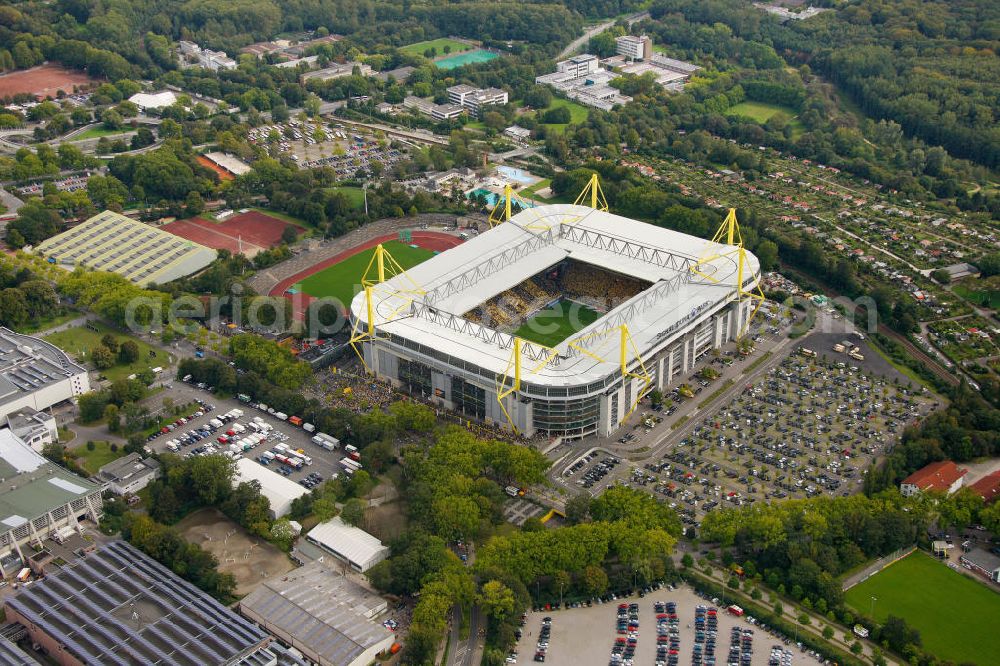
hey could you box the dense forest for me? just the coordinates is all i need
[649,0,1000,170]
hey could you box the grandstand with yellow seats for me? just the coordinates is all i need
[350,202,761,439]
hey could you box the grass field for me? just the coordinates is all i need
[298,240,437,305]
[13,309,80,335]
[845,551,1000,665]
[514,299,601,347]
[538,98,590,134]
[727,101,804,138]
[70,440,125,475]
[324,186,366,208]
[44,321,168,382]
[400,38,472,57]
[73,126,132,140]
[953,283,1000,309]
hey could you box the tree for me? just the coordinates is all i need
[478,580,516,621]
[341,498,366,526]
[754,240,779,271]
[118,340,139,364]
[930,268,951,285]
[565,493,591,524]
[91,345,115,370]
[312,497,338,522]
[681,552,694,568]
[104,404,120,431]
[185,191,205,217]
[581,564,608,596]
[280,225,298,245]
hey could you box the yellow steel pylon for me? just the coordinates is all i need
[572,173,608,211]
[349,243,427,373]
[689,208,765,337]
[495,337,559,433]
[567,324,651,421]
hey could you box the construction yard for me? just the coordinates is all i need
[177,508,296,596]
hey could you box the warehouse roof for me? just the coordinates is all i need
[234,458,309,512]
[4,541,270,666]
[0,327,87,412]
[0,428,100,529]
[0,636,41,665]
[239,561,392,665]
[128,91,177,110]
[97,453,160,485]
[33,210,217,286]
[306,517,388,567]
[901,460,966,492]
[350,204,758,386]
[961,548,1000,573]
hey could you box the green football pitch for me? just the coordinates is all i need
[297,240,436,306]
[514,299,601,347]
[844,551,1000,664]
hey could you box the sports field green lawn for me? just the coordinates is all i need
[298,240,437,306]
[538,98,590,134]
[953,282,1000,309]
[73,126,132,140]
[514,299,601,347]
[400,38,472,57]
[70,440,125,475]
[845,551,1000,665]
[727,101,804,138]
[44,321,167,382]
[325,186,366,208]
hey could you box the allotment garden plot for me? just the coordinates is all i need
[636,355,932,528]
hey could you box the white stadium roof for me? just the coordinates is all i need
[351,204,759,387]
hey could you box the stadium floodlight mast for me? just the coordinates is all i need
[349,243,425,372]
[691,207,765,337]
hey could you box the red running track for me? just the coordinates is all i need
[270,231,464,319]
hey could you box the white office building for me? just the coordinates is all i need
[557,54,600,78]
[0,328,89,423]
[616,35,653,60]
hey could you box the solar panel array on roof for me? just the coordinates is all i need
[5,541,269,666]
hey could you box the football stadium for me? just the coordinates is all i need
[350,190,761,439]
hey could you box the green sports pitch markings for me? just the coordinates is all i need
[844,551,1000,665]
[297,240,436,306]
[514,299,601,347]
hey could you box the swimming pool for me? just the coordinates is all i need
[435,49,498,70]
[468,188,536,208]
[497,165,534,185]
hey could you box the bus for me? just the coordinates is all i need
[798,347,817,358]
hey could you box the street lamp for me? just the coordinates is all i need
[870,595,877,617]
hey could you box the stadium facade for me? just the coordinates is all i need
[350,204,760,439]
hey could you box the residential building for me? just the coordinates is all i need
[178,40,237,71]
[305,517,389,572]
[402,96,465,121]
[970,471,1000,504]
[899,460,967,497]
[6,407,57,452]
[34,210,218,286]
[300,62,372,83]
[0,428,102,576]
[504,125,531,142]
[616,35,652,60]
[960,548,1000,582]
[5,540,272,666]
[0,328,89,423]
[446,85,508,116]
[239,561,395,666]
[234,457,309,519]
[97,453,161,496]
[557,54,600,78]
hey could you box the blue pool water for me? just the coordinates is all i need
[497,165,534,184]
[468,188,537,208]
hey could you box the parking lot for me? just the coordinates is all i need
[512,584,822,666]
[247,119,407,177]
[143,381,349,486]
[625,352,933,529]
